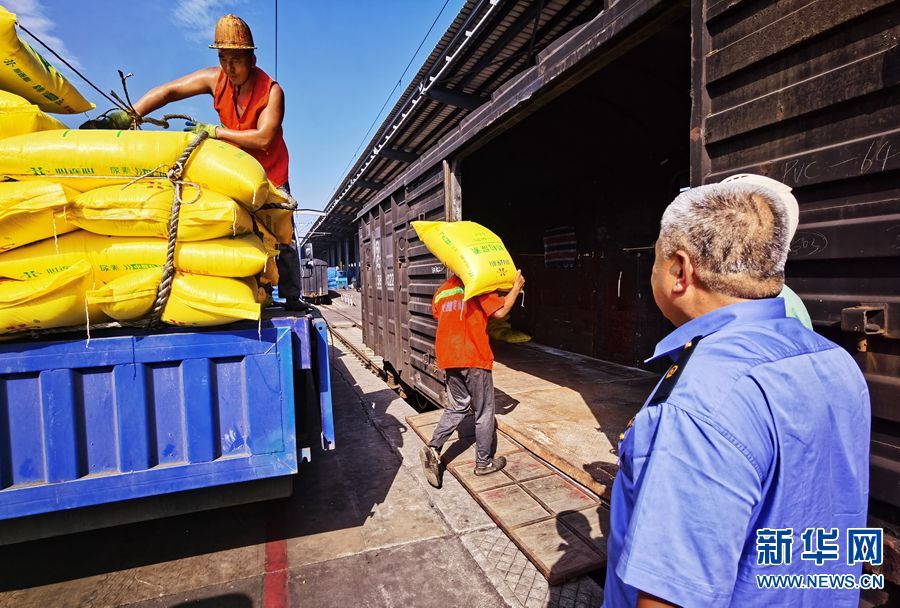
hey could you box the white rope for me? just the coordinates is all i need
[84,295,91,347]
[121,164,168,189]
[51,210,60,253]
[177,181,203,205]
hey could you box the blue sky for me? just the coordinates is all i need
[6,0,465,234]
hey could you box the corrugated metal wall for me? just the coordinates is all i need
[359,165,450,405]
[693,0,900,514]
[404,168,452,405]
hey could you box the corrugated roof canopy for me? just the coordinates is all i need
[305,0,606,245]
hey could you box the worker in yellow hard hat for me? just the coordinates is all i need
[83,14,307,312]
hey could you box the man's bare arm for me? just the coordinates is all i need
[131,67,219,117]
[491,270,525,319]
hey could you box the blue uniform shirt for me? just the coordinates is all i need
[603,299,870,608]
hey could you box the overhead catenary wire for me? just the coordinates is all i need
[324,0,454,207]
[16,22,125,113]
[275,0,278,80]
[307,0,503,246]
[332,0,500,206]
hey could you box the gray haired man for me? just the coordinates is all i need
[721,173,812,329]
[603,183,870,607]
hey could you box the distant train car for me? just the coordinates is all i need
[302,258,331,304]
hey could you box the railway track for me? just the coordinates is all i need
[317,304,388,382]
[316,303,425,404]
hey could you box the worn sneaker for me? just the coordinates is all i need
[420,445,442,488]
[473,456,507,476]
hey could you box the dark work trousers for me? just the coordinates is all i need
[428,368,496,467]
[275,182,302,300]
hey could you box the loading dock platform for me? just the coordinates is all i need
[320,297,657,582]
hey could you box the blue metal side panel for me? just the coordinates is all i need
[0,326,298,520]
[269,316,333,449]
[312,319,336,451]
[270,316,313,370]
[114,364,152,472]
[2,376,44,486]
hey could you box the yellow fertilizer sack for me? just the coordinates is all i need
[259,254,279,286]
[487,317,531,343]
[0,231,270,282]
[254,207,294,245]
[411,220,515,300]
[256,183,295,245]
[0,7,93,114]
[0,130,268,208]
[0,90,67,138]
[0,259,92,333]
[69,182,254,241]
[0,180,78,250]
[254,220,281,286]
[87,268,260,326]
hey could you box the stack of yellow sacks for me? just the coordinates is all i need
[487,317,531,344]
[0,141,291,333]
[0,132,296,334]
[0,6,294,334]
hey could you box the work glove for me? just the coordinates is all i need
[79,109,133,130]
[184,121,219,138]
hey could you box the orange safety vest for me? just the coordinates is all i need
[213,67,290,188]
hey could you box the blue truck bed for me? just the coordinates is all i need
[0,314,334,525]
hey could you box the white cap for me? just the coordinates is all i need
[721,173,799,240]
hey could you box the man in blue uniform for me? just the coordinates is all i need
[603,183,871,607]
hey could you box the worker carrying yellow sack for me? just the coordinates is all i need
[412,220,516,300]
[0,6,93,113]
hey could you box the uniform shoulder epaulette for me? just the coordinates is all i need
[649,335,704,405]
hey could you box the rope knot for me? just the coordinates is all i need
[146,131,210,328]
[167,162,184,182]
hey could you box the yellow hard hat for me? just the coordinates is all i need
[209,14,256,50]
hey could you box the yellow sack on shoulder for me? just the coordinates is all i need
[87,268,260,327]
[0,180,78,250]
[0,259,92,333]
[0,7,93,114]
[69,182,254,240]
[0,230,270,282]
[0,130,268,208]
[411,220,515,300]
[0,90,67,138]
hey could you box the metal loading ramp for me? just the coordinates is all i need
[490,341,659,499]
[406,410,609,584]
[320,299,658,582]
